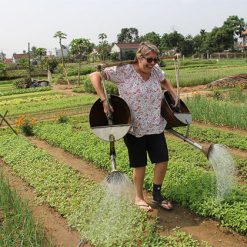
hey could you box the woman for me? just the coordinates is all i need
[90,42,178,211]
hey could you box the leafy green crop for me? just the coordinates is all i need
[32,122,247,234]
[1,94,97,116]
[0,132,207,246]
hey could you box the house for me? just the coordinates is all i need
[240,28,247,50]
[110,43,140,60]
[55,45,69,58]
[12,53,29,63]
[4,58,13,63]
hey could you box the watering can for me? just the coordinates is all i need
[161,90,213,158]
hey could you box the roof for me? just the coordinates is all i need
[4,58,13,63]
[13,53,29,59]
[114,43,140,49]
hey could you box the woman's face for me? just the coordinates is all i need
[138,51,159,74]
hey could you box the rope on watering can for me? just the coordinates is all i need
[173,55,181,109]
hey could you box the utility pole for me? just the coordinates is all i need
[28,42,31,81]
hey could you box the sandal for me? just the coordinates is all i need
[152,196,173,210]
[135,203,153,212]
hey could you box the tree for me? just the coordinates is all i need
[53,31,70,85]
[180,35,195,56]
[201,16,245,53]
[97,33,109,61]
[222,15,245,50]
[35,47,47,69]
[205,27,234,52]
[117,28,139,43]
[223,15,245,37]
[70,38,94,85]
[160,31,184,53]
[193,29,208,55]
[139,32,161,48]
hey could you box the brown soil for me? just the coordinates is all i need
[52,84,79,96]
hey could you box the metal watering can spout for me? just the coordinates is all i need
[167,129,214,160]
[201,143,214,159]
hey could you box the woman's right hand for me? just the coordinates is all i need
[102,100,114,117]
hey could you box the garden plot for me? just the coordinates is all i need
[0,131,215,247]
[0,62,247,246]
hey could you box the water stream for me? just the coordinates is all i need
[208,144,237,201]
[75,173,149,246]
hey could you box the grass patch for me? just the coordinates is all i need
[185,95,247,130]
[0,171,52,246]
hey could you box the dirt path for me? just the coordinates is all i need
[0,160,82,247]
[26,137,247,247]
[52,84,79,96]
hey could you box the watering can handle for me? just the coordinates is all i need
[97,65,114,125]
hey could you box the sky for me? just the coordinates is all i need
[1,0,246,57]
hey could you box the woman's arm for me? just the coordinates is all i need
[89,71,113,114]
[89,71,107,102]
[160,78,178,100]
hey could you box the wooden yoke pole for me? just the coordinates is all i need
[0,111,18,135]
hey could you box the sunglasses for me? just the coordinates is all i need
[143,56,159,64]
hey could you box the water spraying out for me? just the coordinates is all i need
[208,144,237,200]
[102,173,135,202]
[167,129,236,200]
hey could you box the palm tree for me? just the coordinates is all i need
[53,31,70,85]
[98,33,109,61]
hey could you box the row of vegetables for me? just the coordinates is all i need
[0,128,210,247]
[21,119,246,235]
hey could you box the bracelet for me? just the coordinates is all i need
[100,98,106,103]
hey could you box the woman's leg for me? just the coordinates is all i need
[153,161,173,210]
[153,161,167,184]
[133,166,146,202]
[133,166,152,211]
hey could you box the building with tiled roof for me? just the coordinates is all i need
[12,53,30,63]
[4,58,13,63]
[111,43,140,60]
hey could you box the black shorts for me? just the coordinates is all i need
[123,133,169,168]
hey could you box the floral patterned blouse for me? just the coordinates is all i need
[104,64,167,137]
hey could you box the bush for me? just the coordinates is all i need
[83,78,118,95]
[15,114,36,136]
[14,77,32,89]
[72,86,85,93]
[0,62,7,77]
[57,115,69,124]
[67,65,96,76]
